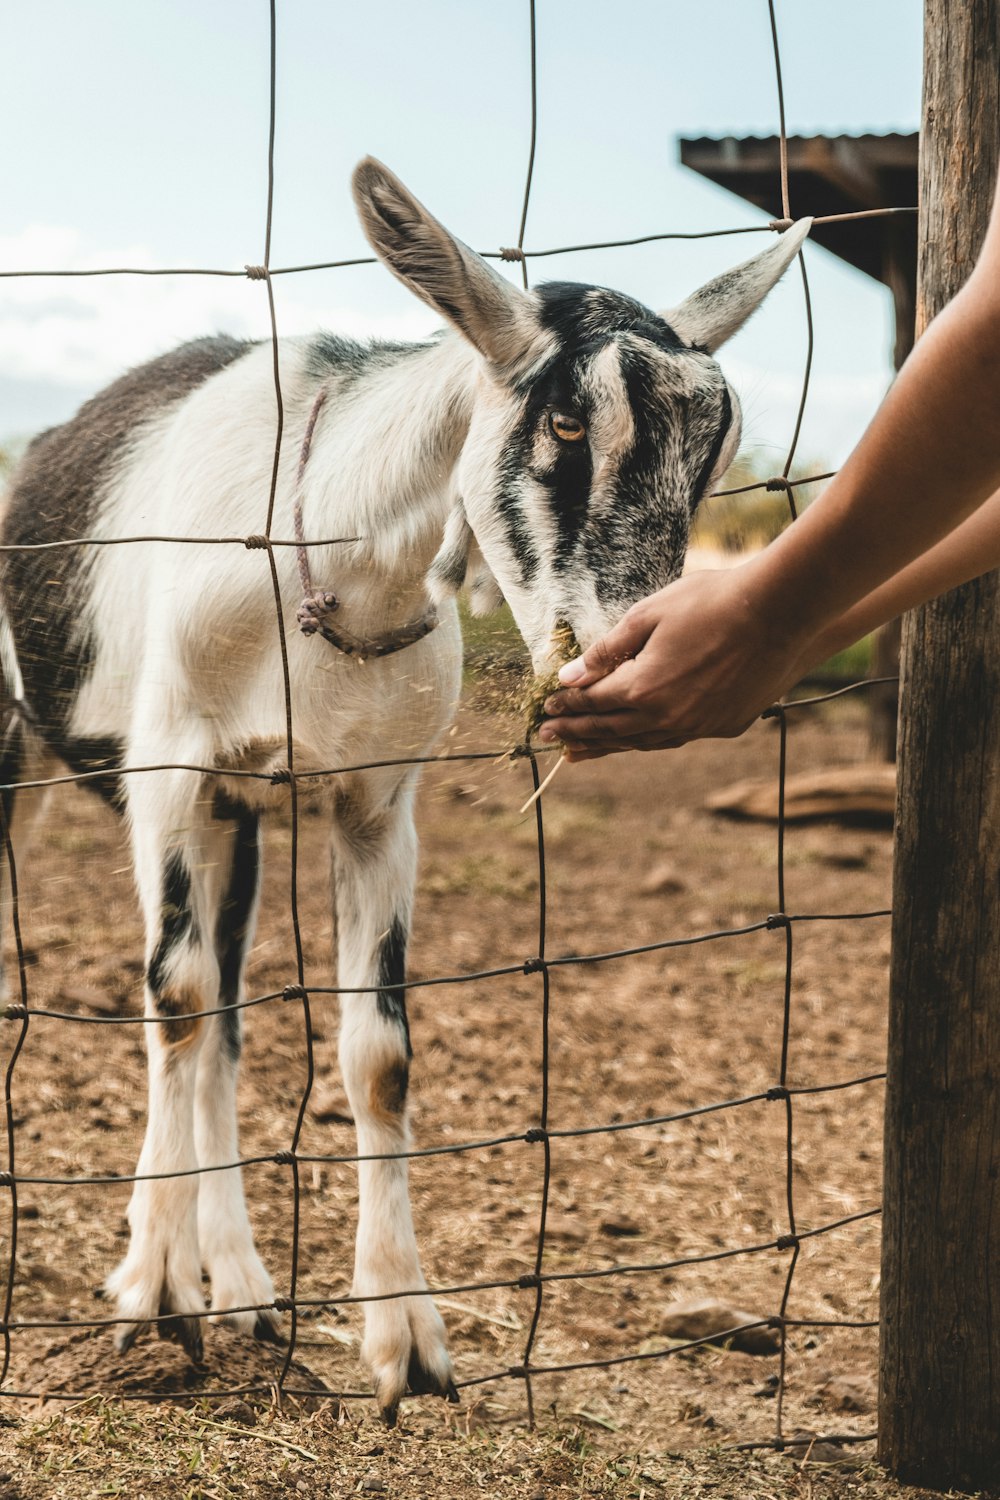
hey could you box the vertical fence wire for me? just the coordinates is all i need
[769,3,802,1441]
[514,0,538,292]
[0,0,898,1447]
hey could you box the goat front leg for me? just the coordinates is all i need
[106,764,216,1361]
[333,781,456,1423]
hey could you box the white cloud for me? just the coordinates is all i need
[0,225,438,393]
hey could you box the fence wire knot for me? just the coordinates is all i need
[499,246,526,263]
[4,1004,27,1021]
[297,589,340,636]
[766,913,790,930]
[766,1085,790,1102]
[765,476,793,494]
[517,1274,542,1290]
[524,1127,547,1144]
[768,218,794,232]
[282,983,307,1001]
[270,768,293,786]
[776,1233,800,1251]
[507,1363,529,1379]
[244,534,269,550]
[273,1150,296,1167]
[0,1173,13,1188]
[523,957,546,975]
[244,264,269,280]
[273,1296,295,1313]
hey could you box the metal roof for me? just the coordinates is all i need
[679,132,917,284]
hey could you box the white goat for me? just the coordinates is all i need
[0,159,809,1419]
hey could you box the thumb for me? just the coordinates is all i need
[557,606,654,688]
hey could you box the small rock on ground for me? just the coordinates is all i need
[659,1298,780,1355]
[819,1372,876,1413]
[640,861,687,896]
[599,1214,642,1238]
[781,1431,870,1468]
[212,1398,257,1426]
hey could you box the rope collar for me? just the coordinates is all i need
[293,387,439,662]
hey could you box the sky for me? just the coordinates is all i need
[0,0,922,473]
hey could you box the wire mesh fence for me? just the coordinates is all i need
[0,0,907,1450]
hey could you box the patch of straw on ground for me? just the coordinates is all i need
[0,1398,992,1500]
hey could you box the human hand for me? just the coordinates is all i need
[539,566,810,760]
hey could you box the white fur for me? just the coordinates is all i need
[0,159,811,1418]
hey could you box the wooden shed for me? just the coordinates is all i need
[681,132,918,757]
[679,132,918,367]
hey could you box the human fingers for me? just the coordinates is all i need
[541,710,689,752]
[538,711,639,746]
[556,601,656,689]
[543,655,641,717]
[561,731,688,759]
[559,744,621,762]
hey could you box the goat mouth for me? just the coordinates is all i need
[523,620,581,739]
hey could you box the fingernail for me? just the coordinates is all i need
[537,725,556,742]
[558,657,585,684]
[542,696,560,714]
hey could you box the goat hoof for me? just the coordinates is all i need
[252,1312,285,1346]
[157,1312,205,1363]
[406,1346,458,1401]
[445,1378,460,1405]
[380,1401,399,1429]
[113,1321,146,1356]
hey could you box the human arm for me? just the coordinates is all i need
[803,486,1000,663]
[540,178,1000,758]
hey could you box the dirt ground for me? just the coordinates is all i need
[0,685,971,1499]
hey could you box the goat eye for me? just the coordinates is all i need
[549,411,587,444]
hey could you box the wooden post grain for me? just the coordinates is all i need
[879,0,1000,1486]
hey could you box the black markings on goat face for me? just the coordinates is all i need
[463,281,738,656]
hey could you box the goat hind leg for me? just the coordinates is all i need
[195,797,279,1343]
[334,783,456,1423]
[0,714,54,1002]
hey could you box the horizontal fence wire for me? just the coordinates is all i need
[0,0,895,1456]
[1,1072,887,1184]
[0,207,916,282]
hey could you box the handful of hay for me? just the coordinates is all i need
[522,620,581,741]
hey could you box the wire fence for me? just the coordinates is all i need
[0,0,904,1451]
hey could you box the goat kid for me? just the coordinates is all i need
[0,159,809,1419]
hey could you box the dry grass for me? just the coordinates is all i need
[0,696,980,1498]
[1,1398,991,1500]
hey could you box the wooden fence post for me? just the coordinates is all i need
[878,0,1000,1486]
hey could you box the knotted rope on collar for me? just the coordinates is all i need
[293,387,438,661]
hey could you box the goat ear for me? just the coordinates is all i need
[466,556,506,616]
[663,218,813,353]
[427,506,473,602]
[353,157,539,366]
[427,504,505,615]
